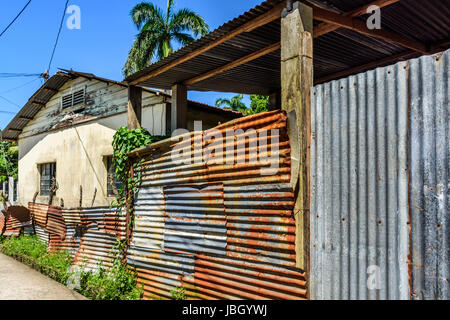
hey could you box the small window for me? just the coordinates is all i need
[62,88,85,109]
[106,156,121,197]
[39,163,56,196]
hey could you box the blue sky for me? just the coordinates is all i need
[0,0,263,129]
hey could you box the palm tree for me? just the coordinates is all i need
[123,0,209,77]
[216,94,248,114]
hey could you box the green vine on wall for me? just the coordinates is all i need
[111,127,155,220]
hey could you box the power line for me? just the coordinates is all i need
[0,77,40,94]
[0,0,32,39]
[48,0,70,72]
[0,73,41,78]
[0,96,20,108]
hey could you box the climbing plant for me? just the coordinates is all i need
[111,127,155,214]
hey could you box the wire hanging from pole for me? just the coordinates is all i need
[47,0,70,73]
[0,0,32,39]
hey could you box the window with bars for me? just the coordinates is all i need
[39,163,56,196]
[61,88,85,109]
[106,156,121,197]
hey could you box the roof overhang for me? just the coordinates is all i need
[124,0,450,93]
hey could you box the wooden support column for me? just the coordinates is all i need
[127,85,143,129]
[269,91,282,111]
[281,2,313,273]
[171,84,187,132]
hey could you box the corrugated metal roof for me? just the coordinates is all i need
[125,0,449,93]
[2,70,241,141]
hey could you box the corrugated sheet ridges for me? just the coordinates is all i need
[311,61,410,299]
[128,110,307,300]
[409,50,449,300]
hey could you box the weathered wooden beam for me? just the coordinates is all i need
[269,91,281,111]
[314,50,416,84]
[31,101,46,107]
[281,1,313,273]
[127,85,143,129]
[19,116,34,121]
[8,128,22,133]
[184,42,281,86]
[313,5,428,54]
[171,84,187,132]
[314,0,400,38]
[128,2,286,86]
[43,87,59,93]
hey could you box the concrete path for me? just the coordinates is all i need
[0,253,87,300]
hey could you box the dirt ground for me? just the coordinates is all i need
[0,253,87,300]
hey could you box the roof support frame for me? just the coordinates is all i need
[184,42,281,86]
[312,5,428,54]
[128,1,287,86]
[313,0,400,38]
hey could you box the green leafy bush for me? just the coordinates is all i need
[0,235,73,283]
[170,286,187,300]
[0,235,143,300]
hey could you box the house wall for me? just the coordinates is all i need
[17,77,167,208]
[17,76,240,208]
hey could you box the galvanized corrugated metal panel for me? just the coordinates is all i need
[27,203,126,270]
[311,60,410,300]
[128,110,307,300]
[409,50,449,300]
[311,49,450,300]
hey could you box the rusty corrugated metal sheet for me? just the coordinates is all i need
[72,207,126,270]
[127,110,307,300]
[409,50,449,300]
[26,203,126,271]
[29,202,49,228]
[311,49,449,300]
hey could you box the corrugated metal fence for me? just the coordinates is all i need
[311,50,449,300]
[127,111,307,300]
[27,203,126,271]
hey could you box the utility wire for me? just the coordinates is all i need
[0,73,41,78]
[0,77,40,94]
[48,0,70,72]
[0,95,20,108]
[0,0,32,39]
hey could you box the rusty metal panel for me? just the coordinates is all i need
[311,49,449,300]
[35,225,49,243]
[128,110,307,300]
[29,202,49,228]
[409,50,449,300]
[311,60,410,300]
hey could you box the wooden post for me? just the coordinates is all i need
[269,91,282,111]
[281,1,313,273]
[8,177,14,205]
[128,85,143,129]
[171,84,188,133]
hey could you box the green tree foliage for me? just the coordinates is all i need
[215,94,248,113]
[123,0,209,77]
[248,94,270,115]
[216,94,270,115]
[0,130,18,182]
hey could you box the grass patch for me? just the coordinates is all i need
[0,235,143,300]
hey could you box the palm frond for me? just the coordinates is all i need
[130,2,164,29]
[172,32,194,46]
[169,8,209,37]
